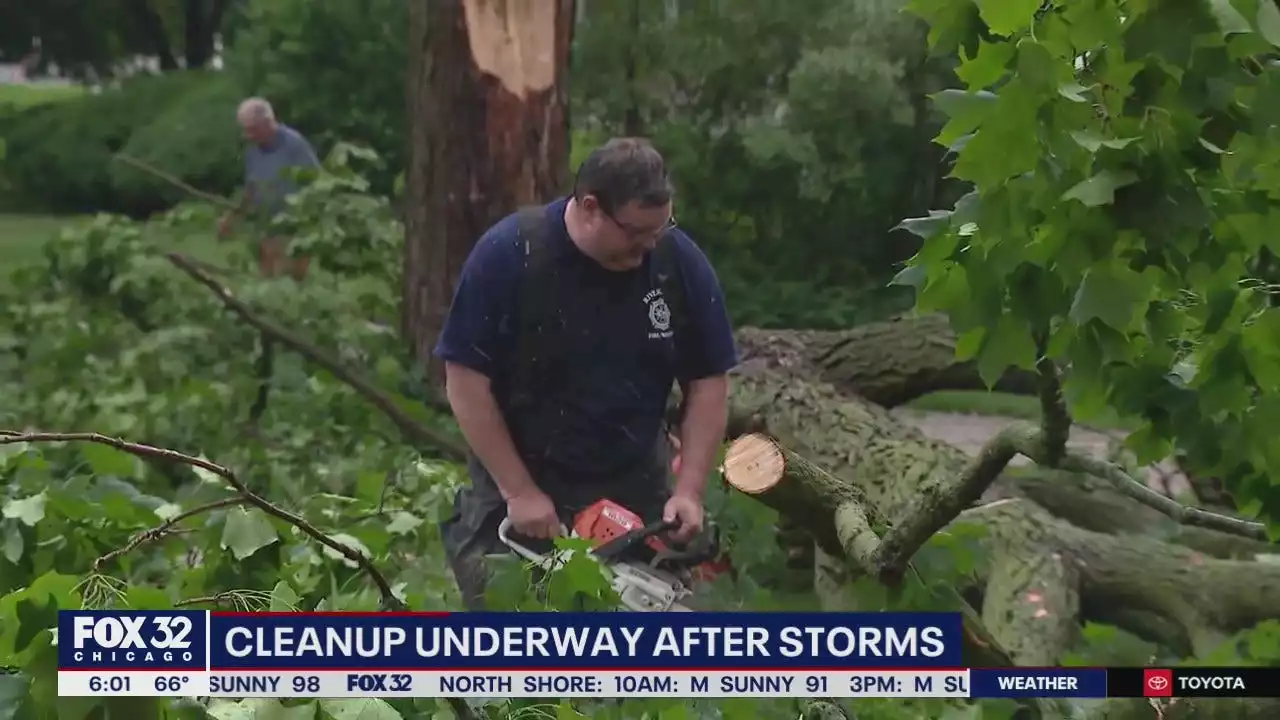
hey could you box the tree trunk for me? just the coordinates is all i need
[716,335,1280,719]
[403,0,575,382]
[183,0,227,69]
[128,0,179,71]
[733,315,1041,408]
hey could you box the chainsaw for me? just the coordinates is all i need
[497,498,732,612]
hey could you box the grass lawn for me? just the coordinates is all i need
[0,83,86,108]
[904,389,1138,432]
[0,212,234,272]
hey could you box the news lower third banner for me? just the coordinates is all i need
[56,611,1278,699]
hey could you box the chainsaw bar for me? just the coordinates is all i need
[497,517,702,612]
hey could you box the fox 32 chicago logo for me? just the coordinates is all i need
[68,614,196,664]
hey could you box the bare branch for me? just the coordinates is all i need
[1027,447,1270,541]
[870,421,1271,583]
[165,252,465,461]
[93,496,248,572]
[112,153,237,210]
[872,424,1030,583]
[1034,336,1070,467]
[0,431,405,609]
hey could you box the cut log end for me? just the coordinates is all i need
[723,433,786,494]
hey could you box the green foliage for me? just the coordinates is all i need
[109,73,247,216]
[0,154,1016,720]
[0,84,85,109]
[4,0,971,328]
[0,71,240,217]
[571,0,963,327]
[262,144,403,281]
[896,3,1280,527]
[225,0,407,195]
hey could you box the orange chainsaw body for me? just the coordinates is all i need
[571,498,733,582]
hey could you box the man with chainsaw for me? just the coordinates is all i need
[434,137,739,610]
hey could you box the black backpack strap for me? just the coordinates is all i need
[651,232,691,435]
[509,206,560,410]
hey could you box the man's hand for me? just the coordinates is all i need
[506,487,561,539]
[663,492,704,543]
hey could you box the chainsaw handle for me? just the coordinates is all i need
[591,518,680,562]
[497,517,570,564]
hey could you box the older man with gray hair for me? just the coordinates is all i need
[218,97,321,281]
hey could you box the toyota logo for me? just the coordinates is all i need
[1147,675,1169,691]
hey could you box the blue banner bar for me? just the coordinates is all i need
[57,610,965,671]
[971,668,1108,698]
[207,611,965,670]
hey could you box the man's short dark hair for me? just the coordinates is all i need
[572,137,674,215]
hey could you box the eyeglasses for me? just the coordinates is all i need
[605,210,677,242]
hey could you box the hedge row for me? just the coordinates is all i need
[0,71,246,218]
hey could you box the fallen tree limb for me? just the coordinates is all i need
[721,429,1280,717]
[717,352,1280,710]
[732,315,1039,408]
[112,153,237,210]
[0,431,404,611]
[166,252,465,461]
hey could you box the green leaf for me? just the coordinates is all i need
[1069,131,1139,152]
[355,471,384,504]
[80,444,139,478]
[1259,0,1280,46]
[319,698,401,720]
[123,586,173,610]
[1208,0,1253,35]
[894,211,954,240]
[955,327,986,361]
[956,39,1016,89]
[153,502,182,521]
[269,581,302,612]
[2,525,21,564]
[1057,83,1091,102]
[321,533,372,568]
[1069,264,1154,331]
[1242,310,1280,391]
[976,315,1038,388]
[2,493,46,527]
[977,0,1043,36]
[385,511,422,535]
[219,507,279,560]
[0,674,27,720]
[1061,170,1138,206]
[555,703,588,720]
[931,89,998,147]
[210,699,317,720]
[951,80,1042,188]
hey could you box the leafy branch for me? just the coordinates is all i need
[871,420,1270,583]
[0,430,405,610]
[93,495,248,572]
[165,251,464,460]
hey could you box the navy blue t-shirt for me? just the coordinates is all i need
[433,197,739,486]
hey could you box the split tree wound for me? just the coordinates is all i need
[462,0,557,94]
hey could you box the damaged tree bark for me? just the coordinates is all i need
[717,335,1280,718]
[403,0,575,381]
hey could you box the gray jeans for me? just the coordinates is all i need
[440,442,674,610]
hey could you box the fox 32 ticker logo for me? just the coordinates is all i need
[68,613,197,664]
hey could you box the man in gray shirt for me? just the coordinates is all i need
[218,97,321,281]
